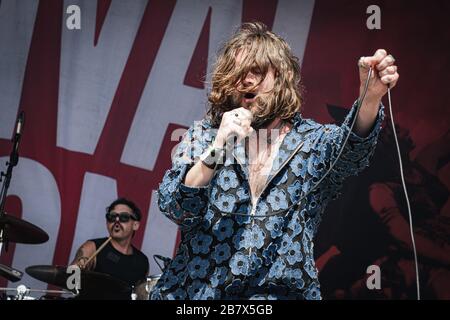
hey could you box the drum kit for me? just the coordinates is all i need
[0,200,160,301]
[0,112,161,300]
[1,213,161,300]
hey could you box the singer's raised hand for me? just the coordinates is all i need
[358,49,399,101]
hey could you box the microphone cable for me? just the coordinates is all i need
[386,86,420,300]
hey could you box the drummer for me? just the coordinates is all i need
[70,198,149,299]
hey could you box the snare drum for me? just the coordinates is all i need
[133,274,161,300]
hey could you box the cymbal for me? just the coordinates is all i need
[25,265,131,297]
[0,213,49,244]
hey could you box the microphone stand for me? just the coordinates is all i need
[0,112,24,281]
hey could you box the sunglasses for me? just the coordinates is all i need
[105,212,138,223]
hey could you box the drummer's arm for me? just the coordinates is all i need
[70,241,96,270]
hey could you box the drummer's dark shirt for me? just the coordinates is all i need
[86,237,149,299]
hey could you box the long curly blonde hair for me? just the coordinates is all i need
[207,22,303,128]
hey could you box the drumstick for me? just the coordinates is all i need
[85,236,112,266]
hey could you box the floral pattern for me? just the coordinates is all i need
[218,169,239,191]
[211,243,231,264]
[190,233,213,255]
[230,252,250,276]
[213,193,236,213]
[242,225,266,249]
[265,216,284,238]
[151,103,384,300]
[212,218,234,241]
[268,257,286,279]
[267,188,289,211]
[210,266,228,288]
[283,268,305,290]
[187,256,210,279]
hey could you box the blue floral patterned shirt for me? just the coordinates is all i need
[150,102,384,300]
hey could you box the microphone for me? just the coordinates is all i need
[0,263,23,282]
[15,111,25,137]
[9,112,24,166]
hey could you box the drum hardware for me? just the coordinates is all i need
[26,265,131,299]
[0,112,48,284]
[0,284,75,300]
[153,254,171,272]
[0,263,23,282]
[132,274,161,300]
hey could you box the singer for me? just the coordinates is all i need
[151,22,399,300]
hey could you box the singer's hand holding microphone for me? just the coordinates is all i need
[213,107,254,149]
[184,107,254,187]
